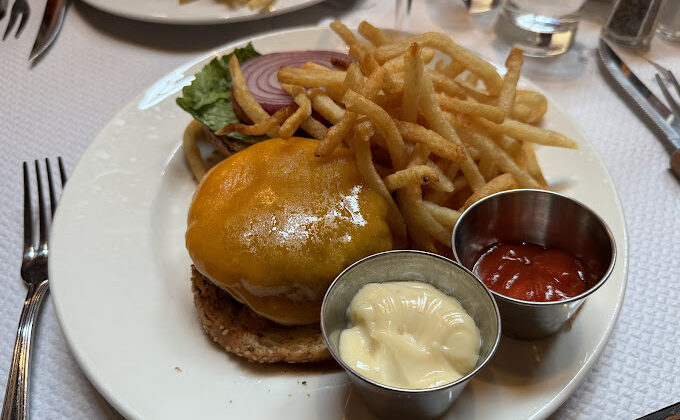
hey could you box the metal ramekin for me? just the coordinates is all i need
[452,189,616,340]
[320,250,501,420]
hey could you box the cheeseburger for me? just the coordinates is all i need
[186,137,393,363]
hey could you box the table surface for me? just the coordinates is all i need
[1,0,679,418]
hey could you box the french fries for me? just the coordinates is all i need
[374,32,504,95]
[184,21,580,253]
[498,47,523,117]
[383,165,439,192]
[462,173,519,210]
[183,120,208,182]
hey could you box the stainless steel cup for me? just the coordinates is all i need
[452,189,616,340]
[320,250,501,420]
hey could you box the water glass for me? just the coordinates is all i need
[464,0,501,14]
[394,0,412,30]
[658,0,680,42]
[497,0,587,57]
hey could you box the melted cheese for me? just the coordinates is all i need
[186,138,392,326]
[339,282,480,389]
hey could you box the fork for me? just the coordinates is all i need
[652,64,680,176]
[1,158,66,420]
[654,67,680,119]
[2,0,29,40]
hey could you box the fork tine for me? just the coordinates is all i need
[2,5,17,40]
[45,159,56,218]
[13,5,27,38]
[34,160,48,251]
[58,156,67,186]
[22,162,33,256]
[665,70,680,100]
[655,74,680,120]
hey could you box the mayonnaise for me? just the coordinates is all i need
[338,281,481,389]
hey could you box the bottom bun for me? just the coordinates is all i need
[191,266,331,364]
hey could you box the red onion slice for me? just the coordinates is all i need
[233,51,353,120]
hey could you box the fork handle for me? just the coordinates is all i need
[671,149,680,180]
[1,280,49,420]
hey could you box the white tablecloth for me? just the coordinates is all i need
[1,0,679,418]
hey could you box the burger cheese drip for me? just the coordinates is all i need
[186,138,393,326]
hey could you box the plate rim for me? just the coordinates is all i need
[79,0,326,25]
[48,26,629,420]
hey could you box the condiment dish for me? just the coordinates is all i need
[320,250,501,420]
[452,189,616,340]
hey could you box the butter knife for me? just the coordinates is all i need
[598,37,680,178]
[29,0,69,61]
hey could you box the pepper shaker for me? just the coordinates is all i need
[602,0,667,48]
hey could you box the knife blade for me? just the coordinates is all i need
[29,0,69,61]
[598,37,680,178]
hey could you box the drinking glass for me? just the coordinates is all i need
[497,0,587,57]
[658,0,680,42]
[464,0,500,14]
[394,0,412,30]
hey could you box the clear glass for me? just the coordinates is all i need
[658,0,680,41]
[464,0,501,14]
[497,0,587,57]
[394,0,412,30]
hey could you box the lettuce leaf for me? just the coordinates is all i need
[176,43,263,145]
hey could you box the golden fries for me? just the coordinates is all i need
[277,67,346,90]
[498,47,523,118]
[463,173,519,210]
[474,117,578,149]
[279,84,312,139]
[394,120,465,162]
[452,119,541,189]
[217,104,294,137]
[422,200,461,230]
[183,120,208,181]
[419,70,486,191]
[349,122,408,242]
[247,0,275,10]
[401,44,424,123]
[229,56,275,137]
[358,21,392,47]
[512,90,548,124]
[436,94,504,123]
[183,20,580,254]
[374,32,504,95]
[343,89,410,170]
[383,165,439,192]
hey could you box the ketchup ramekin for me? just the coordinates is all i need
[452,189,616,340]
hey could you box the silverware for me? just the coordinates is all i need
[30,0,69,61]
[637,400,680,419]
[2,0,29,40]
[0,0,8,21]
[598,37,680,179]
[1,158,67,420]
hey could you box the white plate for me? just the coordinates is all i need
[81,0,325,24]
[49,27,628,420]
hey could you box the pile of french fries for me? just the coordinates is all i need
[185,20,578,254]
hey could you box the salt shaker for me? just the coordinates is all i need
[602,0,667,48]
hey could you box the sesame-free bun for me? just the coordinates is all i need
[191,266,330,363]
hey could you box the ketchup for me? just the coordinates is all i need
[472,242,592,302]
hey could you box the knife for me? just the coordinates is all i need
[598,37,680,179]
[29,0,69,61]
